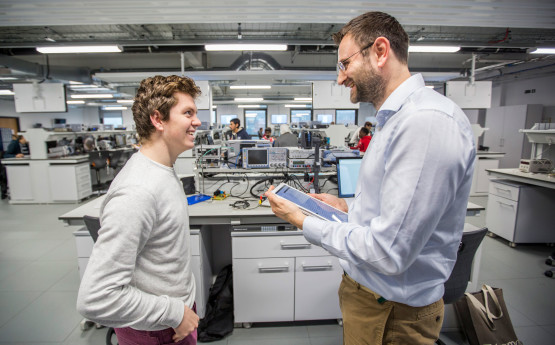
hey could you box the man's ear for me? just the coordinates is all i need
[373,36,390,68]
[150,110,164,131]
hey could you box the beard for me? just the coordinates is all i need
[350,64,386,106]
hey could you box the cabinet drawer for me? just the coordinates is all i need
[489,181,520,201]
[233,258,294,322]
[190,233,200,256]
[75,164,90,175]
[232,235,328,259]
[486,194,518,242]
[295,256,342,320]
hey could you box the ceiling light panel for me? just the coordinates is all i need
[409,46,460,53]
[70,94,114,99]
[234,97,263,102]
[205,44,287,51]
[36,45,122,54]
[230,85,271,89]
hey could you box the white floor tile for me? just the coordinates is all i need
[0,290,42,328]
[0,291,82,343]
[0,260,74,291]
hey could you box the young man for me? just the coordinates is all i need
[266,11,475,344]
[229,118,250,139]
[77,75,201,345]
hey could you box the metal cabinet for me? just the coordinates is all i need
[190,228,212,319]
[483,104,542,169]
[486,179,555,246]
[49,163,92,201]
[232,232,342,324]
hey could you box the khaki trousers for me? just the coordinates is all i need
[339,273,444,345]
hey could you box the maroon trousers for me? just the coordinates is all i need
[115,304,197,345]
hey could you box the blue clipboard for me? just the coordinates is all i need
[187,194,211,205]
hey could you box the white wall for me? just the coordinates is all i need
[491,74,555,123]
[0,99,100,130]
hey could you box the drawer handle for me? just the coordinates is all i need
[258,265,289,273]
[301,263,333,271]
[495,187,512,193]
[280,242,311,249]
[497,201,514,208]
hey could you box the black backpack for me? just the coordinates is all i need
[198,264,234,342]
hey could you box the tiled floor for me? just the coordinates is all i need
[0,196,553,344]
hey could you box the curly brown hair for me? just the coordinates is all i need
[333,11,409,65]
[132,75,201,141]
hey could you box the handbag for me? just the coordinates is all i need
[454,284,523,345]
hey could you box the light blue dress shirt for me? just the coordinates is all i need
[303,74,476,307]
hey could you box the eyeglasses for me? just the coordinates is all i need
[337,41,374,72]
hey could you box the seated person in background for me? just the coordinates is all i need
[348,121,373,146]
[229,118,251,140]
[262,127,274,143]
[4,135,26,158]
[257,127,264,139]
[351,127,371,152]
[273,124,298,147]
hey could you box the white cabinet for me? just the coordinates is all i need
[49,163,92,201]
[483,104,542,168]
[232,232,342,324]
[73,228,94,280]
[5,164,33,201]
[233,257,295,322]
[190,228,212,319]
[486,179,555,245]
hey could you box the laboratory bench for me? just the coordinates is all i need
[60,193,484,327]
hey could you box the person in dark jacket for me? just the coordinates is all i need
[229,118,250,140]
[4,135,25,158]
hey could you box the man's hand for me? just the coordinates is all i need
[172,305,199,342]
[265,185,307,229]
[308,193,348,213]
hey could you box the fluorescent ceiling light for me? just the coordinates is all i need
[294,97,312,101]
[71,94,114,99]
[205,44,287,51]
[103,106,127,110]
[117,99,134,104]
[409,46,460,53]
[425,85,435,89]
[285,104,310,108]
[66,100,85,104]
[238,104,262,108]
[69,81,84,85]
[0,90,15,95]
[69,84,99,88]
[36,45,122,54]
[0,77,18,81]
[530,48,555,54]
[234,97,263,102]
[230,85,271,89]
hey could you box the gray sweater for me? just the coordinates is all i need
[77,151,195,330]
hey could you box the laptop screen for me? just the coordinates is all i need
[336,157,363,198]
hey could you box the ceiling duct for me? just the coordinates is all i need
[0,54,92,84]
[230,53,281,71]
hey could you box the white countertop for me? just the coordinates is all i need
[487,168,555,189]
[1,155,89,164]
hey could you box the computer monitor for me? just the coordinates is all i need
[336,157,363,198]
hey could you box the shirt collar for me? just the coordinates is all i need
[376,74,425,128]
